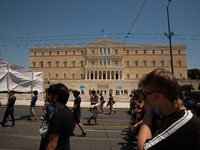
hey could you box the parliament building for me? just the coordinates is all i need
[29,38,187,94]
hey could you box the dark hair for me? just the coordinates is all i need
[73,90,80,97]
[48,83,69,105]
[33,90,38,95]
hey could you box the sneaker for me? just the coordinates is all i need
[80,132,86,137]
[26,117,31,120]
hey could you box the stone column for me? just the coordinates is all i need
[106,70,107,80]
[114,70,116,80]
[97,70,99,80]
[101,70,103,80]
[89,70,91,80]
[110,70,112,80]
[85,69,87,80]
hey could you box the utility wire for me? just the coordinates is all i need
[123,0,147,43]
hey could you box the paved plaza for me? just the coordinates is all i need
[0,105,137,150]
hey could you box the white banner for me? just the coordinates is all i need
[0,60,43,93]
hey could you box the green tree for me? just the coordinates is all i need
[188,69,200,79]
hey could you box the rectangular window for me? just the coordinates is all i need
[104,48,106,54]
[72,73,75,78]
[144,49,147,54]
[56,73,59,78]
[49,51,52,55]
[104,58,106,65]
[64,73,67,79]
[65,50,68,55]
[115,61,118,65]
[180,73,183,79]
[57,51,60,55]
[152,49,155,54]
[91,61,95,65]
[161,60,165,66]
[152,60,156,66]
[41,51,44,56]
[48,73,50,78]
[64,61,67,67]
[126,49,129,54]
[135,50,138,54]
[33,51,36,56]
[178,60,182,66]
[115,49,118,54]
[99,59,102,65]
[107,58,111,65]
[178,49,181,54]
[127,74,130,79]
[72,61,75,66]
[100,48,102,54]
[126,61,130,66]
[56,61,59,67]
[161,49,164,54]
[48,61,51,67]
[136,74,139,79]
[108,48,110,54]
[40,61,44,67]
[81,50,84,54]
[32,62,36,67]
[80,74,84,79]
[135,61,138,66]
[143,61,147,66]
[92,50,95,54]
[80,61,84,66]
[73,50,76,55]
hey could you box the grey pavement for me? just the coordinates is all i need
[0,105,137,150]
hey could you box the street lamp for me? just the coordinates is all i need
[165,0,174,75]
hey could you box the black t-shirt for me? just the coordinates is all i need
[74,96,81,113]
[48,106,73,150]
[144,110,200,150]
[7,96,16,108]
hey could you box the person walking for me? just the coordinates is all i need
[71,90,86,137]
[46,83,73,150]
[26,90,38,120]
[0,91,16,127]
[109,93,116,114]
[87,90,99,125]
[137,68,200,150]
[100,93,105,113]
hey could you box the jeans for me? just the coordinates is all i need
[1,107,15,127]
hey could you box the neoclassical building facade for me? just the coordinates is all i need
[29,38,187,93]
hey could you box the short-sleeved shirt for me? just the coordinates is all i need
[74,96,81,113]
[144,110,200,150]
[31,95,38,107]
[48,106,73,150]
[7,96,16,109]
[46,105,56,125]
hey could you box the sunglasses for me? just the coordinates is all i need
[142,91,163,100]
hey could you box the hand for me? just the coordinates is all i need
[131,124,138,131]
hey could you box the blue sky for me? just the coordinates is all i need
[0,0,199,69]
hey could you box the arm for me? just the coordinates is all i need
[46,134,59,150]
[137,101,154,150]
[71,104,77,111]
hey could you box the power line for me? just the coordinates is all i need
[123,0,147,43]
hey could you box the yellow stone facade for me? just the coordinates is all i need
[29,38,187,93]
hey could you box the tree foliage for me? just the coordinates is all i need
[188,69,200,79]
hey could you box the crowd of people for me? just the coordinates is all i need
[1,68,200,149]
